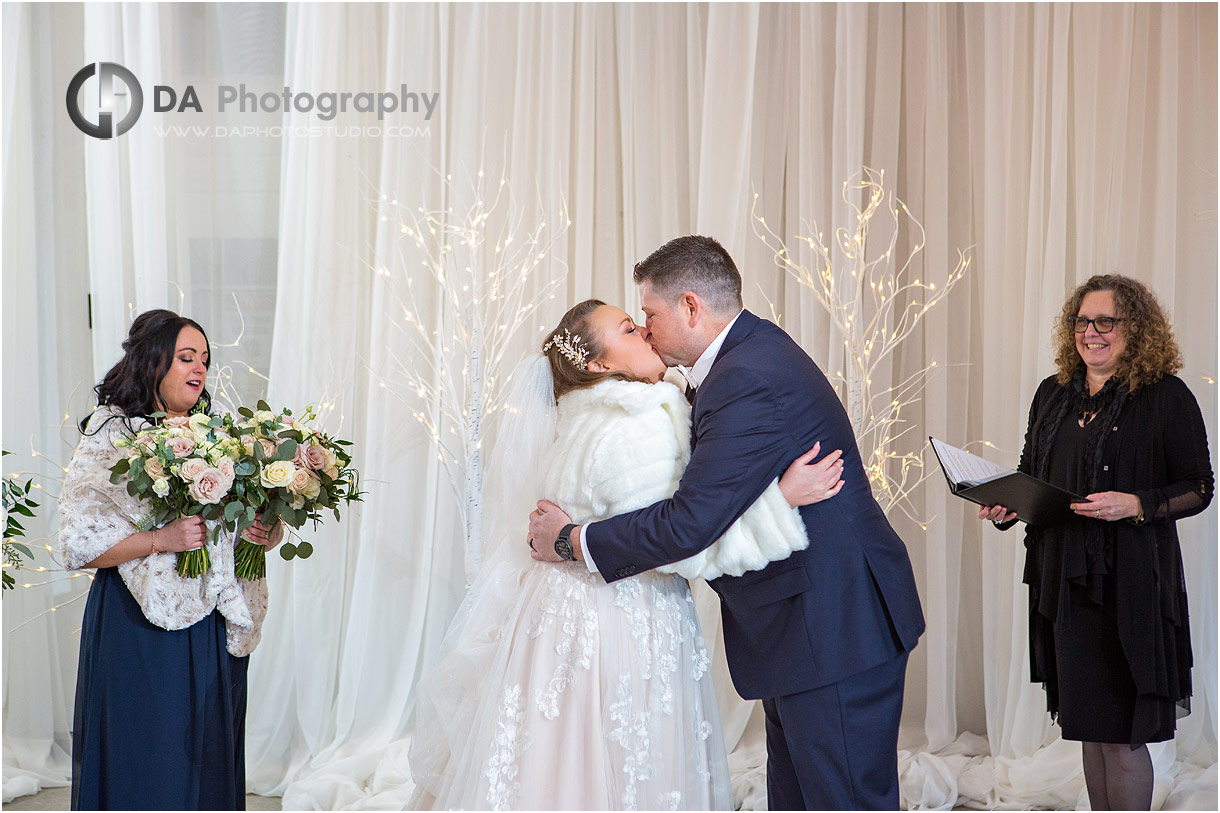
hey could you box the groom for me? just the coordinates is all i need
[529,235,925,810]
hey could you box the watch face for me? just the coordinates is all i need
[555,537,574,560]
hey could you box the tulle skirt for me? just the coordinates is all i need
[408,557,732,810]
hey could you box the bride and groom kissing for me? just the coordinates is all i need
[408,235,925,811]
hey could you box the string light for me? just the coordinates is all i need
[751,167,973,525]
[371,162,568,584]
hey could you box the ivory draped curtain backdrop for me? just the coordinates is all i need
[3,3,1216,809]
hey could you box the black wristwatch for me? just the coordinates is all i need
[554,523,578,561]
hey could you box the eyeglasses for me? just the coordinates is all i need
[1068,316,1124,334]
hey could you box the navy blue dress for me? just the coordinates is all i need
[71,566,249,810]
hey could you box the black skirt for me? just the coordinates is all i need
[1052,577,1176,744]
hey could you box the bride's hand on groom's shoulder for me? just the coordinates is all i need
[528,500,572,562]
[780,442,845,508]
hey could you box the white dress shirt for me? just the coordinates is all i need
[584,309,745,573]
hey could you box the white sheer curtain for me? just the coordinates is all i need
[4,3,1216,810]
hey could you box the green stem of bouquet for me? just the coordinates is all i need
[233,537,266,581]
[175,546,211,578]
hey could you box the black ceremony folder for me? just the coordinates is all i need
[928,437,1085,528]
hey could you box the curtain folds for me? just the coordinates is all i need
[4,3,1215,810]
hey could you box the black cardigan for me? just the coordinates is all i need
[1001,373,1212,736]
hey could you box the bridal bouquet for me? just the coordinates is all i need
[109,402,361,579]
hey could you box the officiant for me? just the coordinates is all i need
[979,275,1211,810]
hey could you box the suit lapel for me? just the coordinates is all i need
[711,310,761,367]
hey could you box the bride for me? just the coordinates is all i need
[408,300,844,810]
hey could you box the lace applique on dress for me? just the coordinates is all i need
[484,684,533,811]
[527,564,599,719]
[608,671,656,811]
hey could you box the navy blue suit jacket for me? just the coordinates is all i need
[584,311,926,699]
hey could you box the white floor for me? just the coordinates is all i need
[3,786,281,811]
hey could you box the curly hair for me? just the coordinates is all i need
[1053,274,1182,391]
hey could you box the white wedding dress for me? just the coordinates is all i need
[408,376,808,811]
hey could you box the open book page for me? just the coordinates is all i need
[930,437,1015,487]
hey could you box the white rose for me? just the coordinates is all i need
[152,477,170,497]
[188,413,212,433]
[253,410,276,425]
[260,460,297,490]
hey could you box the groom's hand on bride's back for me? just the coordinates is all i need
[779,441,845,508]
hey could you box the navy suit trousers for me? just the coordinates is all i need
[763,652,909,810]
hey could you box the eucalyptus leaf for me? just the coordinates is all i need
[237,406,254,418]
[296,541,314,559]
[280,542,296,561]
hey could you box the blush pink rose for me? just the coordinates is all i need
[167,436,197,458]
[164,416,190,428]
[302,441,329,472]
[188,468,231,505]
[215,458,236,481]
[178,458,209,482]
[288,467,312,494]
[259,438,277,457]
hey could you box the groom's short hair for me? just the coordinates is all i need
[633,235,743,315]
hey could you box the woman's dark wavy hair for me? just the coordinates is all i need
[79,309,213,434]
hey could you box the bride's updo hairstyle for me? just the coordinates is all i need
[544,299,648,400]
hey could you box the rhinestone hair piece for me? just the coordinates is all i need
[543,328,590,371]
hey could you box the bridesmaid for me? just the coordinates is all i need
[60,309,282,810]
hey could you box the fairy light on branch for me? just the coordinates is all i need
[372,166,568,583]
[753,168,972,523]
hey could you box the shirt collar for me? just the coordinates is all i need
[678,310,744,389]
